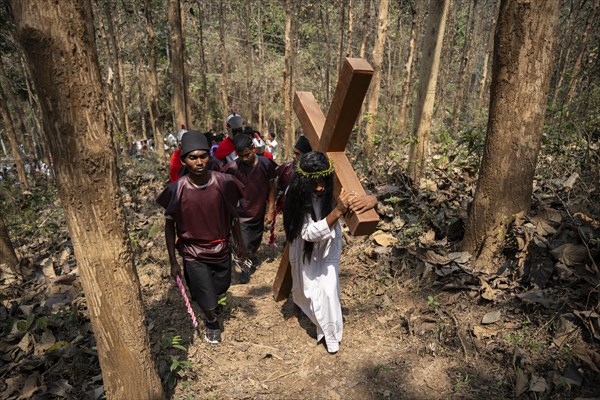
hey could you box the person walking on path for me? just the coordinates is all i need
[283,151,376,354]
[157,131,247,344]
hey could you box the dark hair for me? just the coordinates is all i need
[283,151,334,262]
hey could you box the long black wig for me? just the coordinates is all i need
[283,151,334,262]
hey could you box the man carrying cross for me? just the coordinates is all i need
[284,151,377,354]
[275,58,379,354]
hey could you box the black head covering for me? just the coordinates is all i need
[180,130,210,157]
[294,135,312,154]
[233,133,253,152]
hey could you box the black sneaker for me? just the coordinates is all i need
[239,270,250,284]
[204,327,221,344]
[204,319,221,344]
[250,255,260,270]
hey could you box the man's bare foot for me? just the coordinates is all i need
[286,304,302,327]
[286,315,299,327]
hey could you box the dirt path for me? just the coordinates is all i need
[139,231,460,400]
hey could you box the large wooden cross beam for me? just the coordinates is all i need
[273,58,380,301]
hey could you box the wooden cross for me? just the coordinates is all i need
[273,58,380,301]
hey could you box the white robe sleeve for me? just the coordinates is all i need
[301,215,336,242]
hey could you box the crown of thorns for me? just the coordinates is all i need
[295,158,334,179]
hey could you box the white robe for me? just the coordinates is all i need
[290,197,343,353]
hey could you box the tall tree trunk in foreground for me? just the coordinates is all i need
[363,0,389,153]
[169,0,190,129]
[0,214,19,280]
[461,0,559,272]
[0,85,28,187]
[12,1,164,398]
[407,0,450,184]
[283,0,296,159]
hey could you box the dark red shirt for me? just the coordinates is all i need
[222,156,277,223]
[276,160,295,192]
[157,172,244,262]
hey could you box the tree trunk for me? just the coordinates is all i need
[475,0,501,117]
[12,1,164,398]
[346,0,354,58]
[359,0,371,58]
[243,1,254,124]
[101,0,130,141]
[363,0,389,153]
[564,2,600,105]
[407,0,450,184]
[257,0,266,132]
[0,85,28,187]
[450,0,477,133]
[218,0,229,128]
[397,2,421,135]
[19,55,45,160]
[460,0,559,272]
[434,0,455,124]
[169,0,190,129]
[283,0,296,159]
[144,0,165,160]
[0,58,35,158]
[319,4,332,104]
[337,0,348,71]
[0,213,19,280]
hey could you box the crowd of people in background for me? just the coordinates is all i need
[0,159,52,185]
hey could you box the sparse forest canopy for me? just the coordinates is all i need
[0,0,599,399]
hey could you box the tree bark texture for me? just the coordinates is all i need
[11,1,165,398]
[363,0,389,152]
[407,0,450,184]
[461,0,559,270]
[169,0,190,129]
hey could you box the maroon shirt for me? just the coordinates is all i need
[222,155,277,223]
[276,160,295,192]
[156,172,244,262]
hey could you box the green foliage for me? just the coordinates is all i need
[426,295,440,309]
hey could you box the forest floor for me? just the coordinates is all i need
[1,144,600,399]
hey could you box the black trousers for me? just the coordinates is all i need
[240,219,265,253]
[183,258,231,311]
